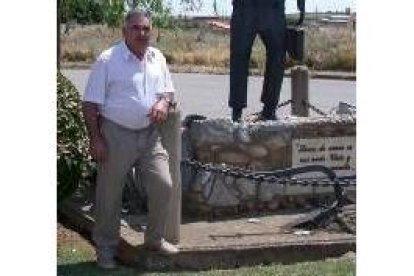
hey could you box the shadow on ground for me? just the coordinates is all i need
[58,261,141,276]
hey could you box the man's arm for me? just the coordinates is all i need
[297,0,305,26]
[82,54,107,162]
[82,102,106,162]
[148,52,176,124]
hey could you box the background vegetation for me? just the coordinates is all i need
[57,72,95,202]
[59,0,356,72]
[61,23,356,72]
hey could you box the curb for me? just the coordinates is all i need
[60,63,356,81]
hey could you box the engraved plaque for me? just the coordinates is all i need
[292,136,356,178]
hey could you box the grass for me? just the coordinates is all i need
[60,22,355,73]
[304,26,356,71]
[57,226,356,276]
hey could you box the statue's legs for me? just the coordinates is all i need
[258,12,286,119]
[229,4,256,121]
[260,27,285,120]
[229,0,287,121]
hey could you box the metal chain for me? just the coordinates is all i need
[182,159,355,233]
[275,99,329,117]
[301,100,328,116]
[276,99,293,109]
[182,159,356,188]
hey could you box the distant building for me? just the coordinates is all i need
[320,13,355,26]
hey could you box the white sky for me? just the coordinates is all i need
[167,0,357,16]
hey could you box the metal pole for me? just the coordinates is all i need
[158,105,182,244]
[291,65,309,117]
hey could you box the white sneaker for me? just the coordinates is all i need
[144,239,179,255]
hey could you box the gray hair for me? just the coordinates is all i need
[124,8,152,26]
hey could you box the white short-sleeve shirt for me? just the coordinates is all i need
[83,41,175,130]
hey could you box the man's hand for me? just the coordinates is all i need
[148,98,169,124]
[297,0,305,12]
[82,101,107,163]
[89,136,106,163]
[297,0,305,26]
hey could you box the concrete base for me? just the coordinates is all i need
[58,197,355,270]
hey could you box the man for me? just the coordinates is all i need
[229,0,305,122]
[82,9,178,269]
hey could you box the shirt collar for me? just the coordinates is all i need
[121,41,155,63]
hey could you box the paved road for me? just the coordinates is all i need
[62,69,356,119]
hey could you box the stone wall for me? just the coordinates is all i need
[181,116,356,217]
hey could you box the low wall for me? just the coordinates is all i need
[181,115,356,217]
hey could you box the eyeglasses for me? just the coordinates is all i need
[128,25,151,33]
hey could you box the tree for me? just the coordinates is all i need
[179,0,203,12]
[59,0,105,25]
[125,0,175,42]
[102,0,125,28]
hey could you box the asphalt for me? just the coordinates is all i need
[61,63,356,81]
[62,68,356,120]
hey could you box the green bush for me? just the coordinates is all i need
[59,0,105,25]
[57,71,94,202]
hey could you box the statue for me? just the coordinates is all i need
[229,0,305,122]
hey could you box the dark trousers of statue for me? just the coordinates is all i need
[229,0,286,121]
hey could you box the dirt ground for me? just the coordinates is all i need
[57,222,95,255]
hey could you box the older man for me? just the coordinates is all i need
[82,9,178,269]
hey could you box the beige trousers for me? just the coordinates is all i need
[92,118,173,251]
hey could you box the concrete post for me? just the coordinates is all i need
[291,65,309,117]
[158,105,182,244]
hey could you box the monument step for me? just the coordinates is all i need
[58,199,355,270]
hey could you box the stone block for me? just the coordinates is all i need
[181,164,196,191]
[245,201,256,212]
[181,129,194,160]
[191,170,213,193]
[258,181,285,201]
[284,182,313,195]
[195,147,214,163]
[217,151,250,166]
[268,147,289,168]
[245,145,268,158]
[233,125,252,144]
[247,160,269,171]
[184,192,205,203]
[313,184,335,195]
[205,174,240,207]
[201,173,214,199]
[266,199,281,211]
[263,135,290,149]
[235,178,257,200]
[189,119,235,147]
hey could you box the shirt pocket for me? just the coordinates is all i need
[107,66,138,96]
[146,63,163,93]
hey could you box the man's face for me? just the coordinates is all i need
[123,15,152,52]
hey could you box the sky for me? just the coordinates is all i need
[167,0,357,16]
